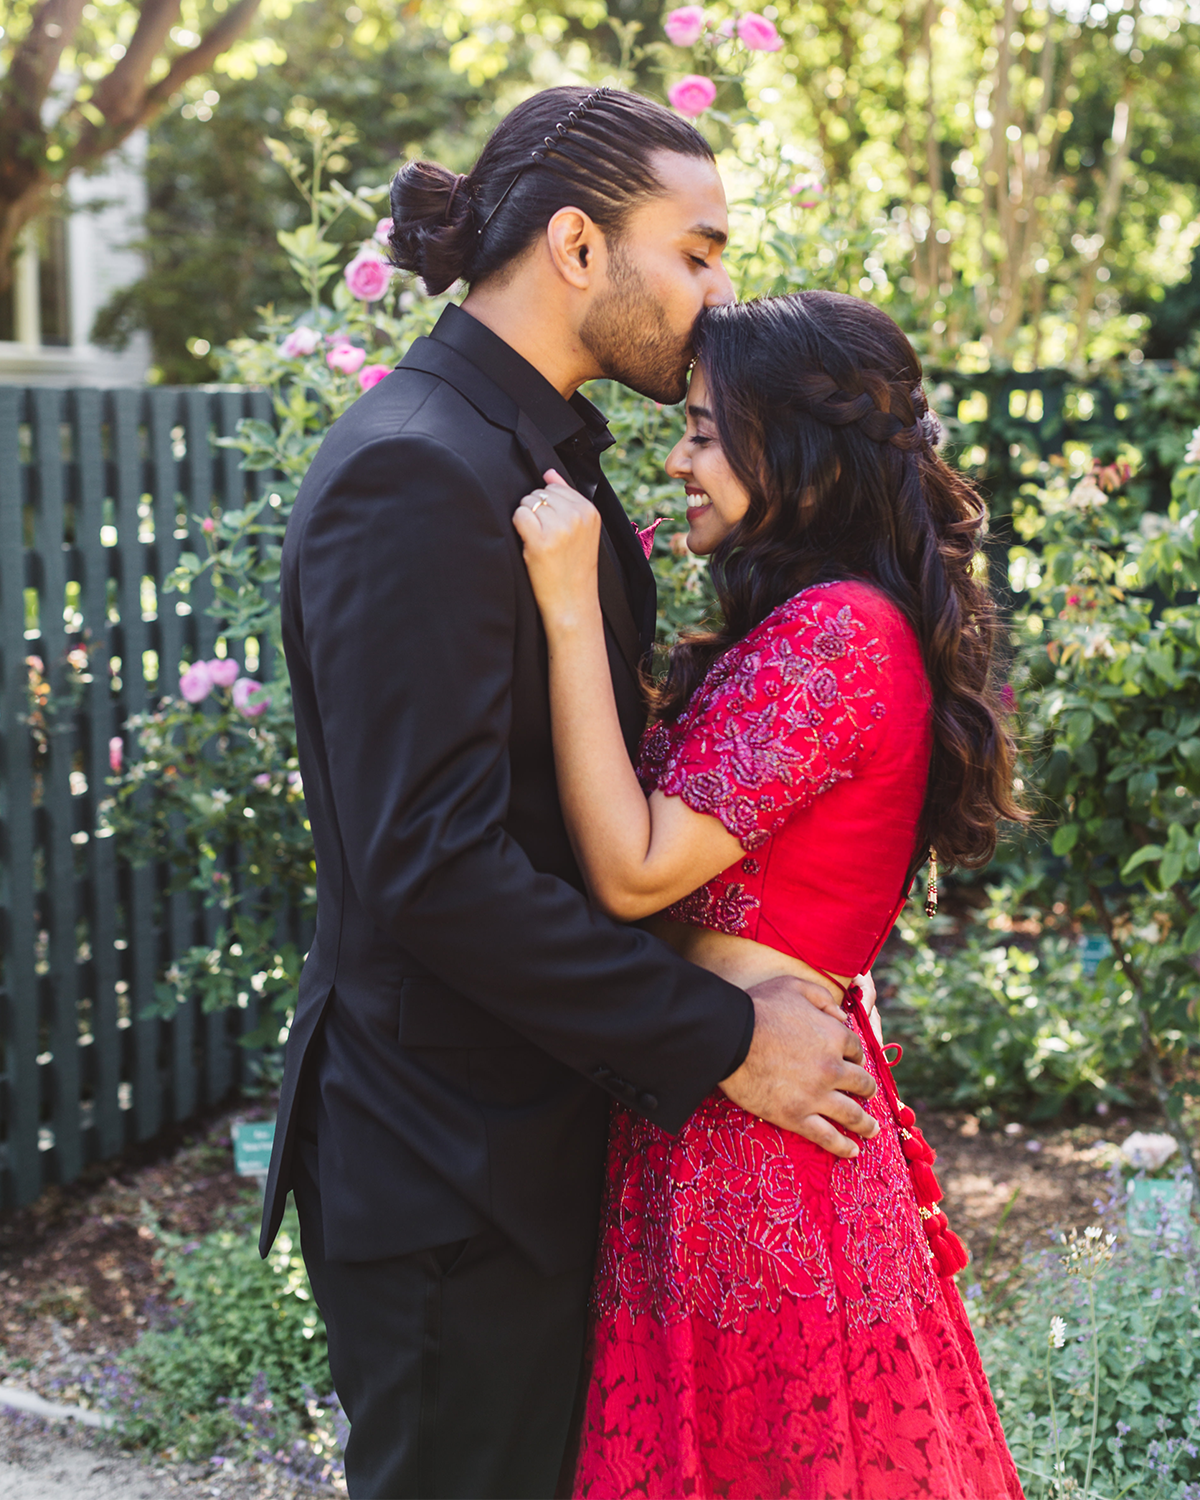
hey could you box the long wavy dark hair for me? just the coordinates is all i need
[655,290,1024,873]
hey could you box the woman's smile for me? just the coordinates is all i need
[685,485,712,523]
[665,368,752,554]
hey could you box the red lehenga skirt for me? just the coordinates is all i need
[572,1002,1024,1500]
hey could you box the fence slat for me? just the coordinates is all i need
[110,390,162,1145]
[0,388,40,1211]
[28,388,83,1186]
[73,389,123,1161]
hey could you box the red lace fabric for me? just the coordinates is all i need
[636,581,932,977]
[572,582,1023,1499]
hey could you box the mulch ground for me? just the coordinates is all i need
[0,1098,1164,1493]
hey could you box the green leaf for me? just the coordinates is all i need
[1160,850,1185,887]
[1120,844,1164,876]
[1052,823,1080,856]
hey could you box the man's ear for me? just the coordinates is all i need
[545,206,601,290]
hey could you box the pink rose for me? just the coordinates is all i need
[108,736,123,774]
[668,75,718,117]
[358,364,391,392]
[253,772,272,788]
[344,253,392,301]
[202,517,215,533]
[374,216,393,246]
[179,661,213,704]
[327,344,367,376]
[280,325,321,358]
[663,6,706,46]
[233,677,270,718]
[206,657,240,688]
[737,12,783,49]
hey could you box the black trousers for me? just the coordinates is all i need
[292,1138,594,1500]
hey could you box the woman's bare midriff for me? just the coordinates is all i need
[643,915,852,1001]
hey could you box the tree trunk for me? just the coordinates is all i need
[0,0,262,296]
[1070,73,1137,367]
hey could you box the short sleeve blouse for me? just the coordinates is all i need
[637,580,932,977]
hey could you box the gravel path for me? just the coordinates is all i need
[0,1414,193,1499]
[0,1409,332,1498]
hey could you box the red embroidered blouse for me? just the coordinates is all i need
[637,579,932,976]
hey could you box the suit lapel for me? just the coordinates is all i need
[400,337,647,686]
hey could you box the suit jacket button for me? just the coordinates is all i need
[592,1064,613,1081]
[638,1092,659,1113]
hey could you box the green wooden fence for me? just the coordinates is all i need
[0,384,275,1215]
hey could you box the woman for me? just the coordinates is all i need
[512,290,1024,1499]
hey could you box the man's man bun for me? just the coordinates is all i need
[388,160,476,296]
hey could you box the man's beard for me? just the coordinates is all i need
[579,244,694,404]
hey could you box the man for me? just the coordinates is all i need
[261,84,879,1499]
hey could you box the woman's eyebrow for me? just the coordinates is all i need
[687,404,713,420]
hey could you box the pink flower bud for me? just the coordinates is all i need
[374,216,393,246]
[737,12,783,49]
[233,677,270,718]
[202,518,216,533]
[358,364,391,392]
[179,661,214,704]
[206,657,240,688]
[343,253,392,302]
[108,736,123,774]
[668,75,718,117]
[663,6,706,46]
[280,325,322,358]
[253,772,272,788]
[327,344,368,376]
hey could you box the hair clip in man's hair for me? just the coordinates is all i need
[477,87,613,236]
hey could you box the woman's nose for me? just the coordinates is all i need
[665,439,690,479]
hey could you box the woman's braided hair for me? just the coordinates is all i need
[655,290,1024,873]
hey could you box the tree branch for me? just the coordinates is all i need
[1,0,89,119]
[0,0,89,199]
[63,0,263,174]
[90,0,183,130]
[142,0,263,114]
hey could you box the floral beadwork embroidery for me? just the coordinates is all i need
[590,1012,940,1338]
[638,583,891,939]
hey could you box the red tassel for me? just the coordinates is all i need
[910,1160,943,1204]
[897,1105,916,1127]
[929,1226,970,1278]
[902,1137,923,1162]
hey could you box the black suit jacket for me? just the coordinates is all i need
[260,305,752,1276]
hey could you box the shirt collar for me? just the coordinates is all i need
[428,302,613,454]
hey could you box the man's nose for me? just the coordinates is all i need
[706,261,735,307]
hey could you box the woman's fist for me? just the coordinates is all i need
[512,468,604,633]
